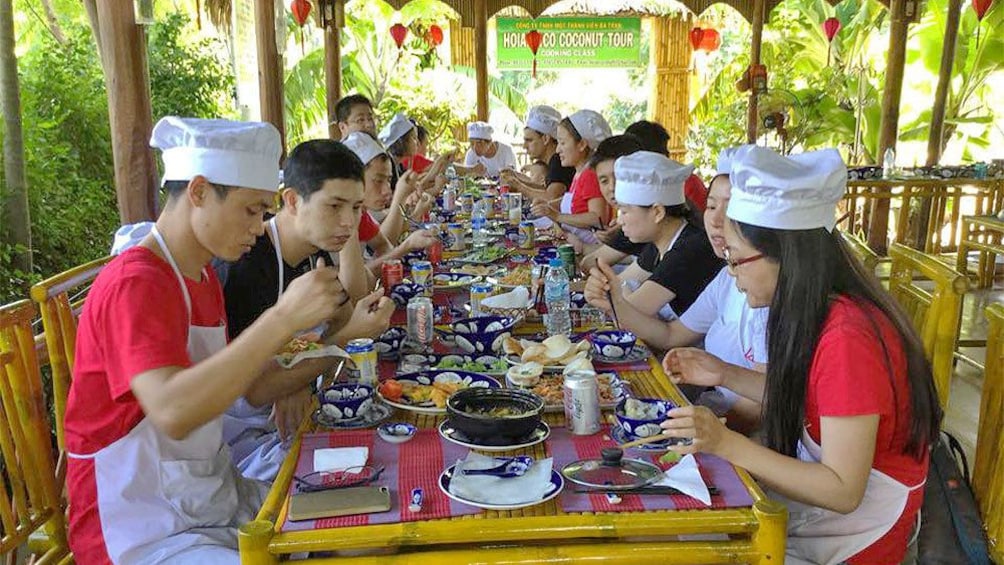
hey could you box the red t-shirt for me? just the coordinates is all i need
[358,210,380,242]
[569,167,610,224]
[402,154,433,174]
[805,296,928,564]
[685,174,707,212]
[64,246,228,564]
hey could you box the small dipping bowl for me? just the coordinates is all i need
[375,327,407,356]
[319,383,374,421]
[591,330,637,359]
[614,397,676,441]
[390,283,425,308]
[377,422,417,444]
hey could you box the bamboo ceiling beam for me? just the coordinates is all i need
[255,0,286,158]
[474,0,489,121]
[324,0,345,140]
[745,0,765,143]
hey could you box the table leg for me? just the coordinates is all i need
[751,499,787,565]
[239,520,279,565]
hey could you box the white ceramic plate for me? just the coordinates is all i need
[438,420,550,452]
[438,463,564,510]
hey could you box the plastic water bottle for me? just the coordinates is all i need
[472,200,489,248]
[882,147,896,179]
[544,258,571,336]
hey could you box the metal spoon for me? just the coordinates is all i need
[462,456,534,479]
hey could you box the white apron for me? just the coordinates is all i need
[559,191,601,246]
[68,227,267,564]
[773,428,924,565]
[222,218,291,482]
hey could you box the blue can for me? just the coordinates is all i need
[411,260,433,296]
[470,281,493,317]
[345,338,378,386]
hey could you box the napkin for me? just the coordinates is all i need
[448,452,554,505]
[653,454,711,506]
[532,216,554,229]
[313,446,369,473]
[481,286,531,309]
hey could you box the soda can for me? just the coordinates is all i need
[346,338,379,386]
[381,259,404,293]
[411,260,433,296]
[518,221,535,250]
[459,194,475,215]
[470,281,493,317]
[406,296,435,348]
[558,244,577,279]
[563,370,601,435]
[427,240,443,265]
[447,223,466,252]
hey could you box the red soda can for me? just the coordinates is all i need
[381,259,404,293]
[500,184,510,194]
[427,240,443,265]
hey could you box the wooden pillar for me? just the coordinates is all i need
[324,0,344,139]
[449,19,476,69]
[868,0,910,253]
[255,0,286,155]
[474,0,489,122]
[95,0,157,223]
[647,15,691,162]
[746,0,766,143]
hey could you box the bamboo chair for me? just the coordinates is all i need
[974,303,1004,564]
[839,229,884,274]
[0,301,71,565]
[29,256,111,458]
[888,243,968,408]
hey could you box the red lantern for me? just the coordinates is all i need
[290,0,311,27]
[525,29,543,78]
[390,23,409,49]
[973,0,993,20]
[822,17,841,66]
[428,24,444,47]
[689,27,704,51]
[698,29,720,52]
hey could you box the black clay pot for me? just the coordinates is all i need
[446,387,544,442]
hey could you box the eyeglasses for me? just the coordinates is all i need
[293,465,385,493]
[723,247,765,270]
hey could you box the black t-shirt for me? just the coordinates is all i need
[604,227,649,257]
[635,223,724,316]
[545,153,576,189]
[213,231,316,340]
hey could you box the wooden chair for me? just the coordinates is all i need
[29,256,111,457]
[0,301,71,564]
[888,243,968,408]
[974,303,1004,564]
[840,229,883,274]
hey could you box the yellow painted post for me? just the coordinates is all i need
[751,499,787,564]
[239,520,279,565]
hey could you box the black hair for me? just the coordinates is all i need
[412,121,428,144]
[285,139,364,199]
[589,134,643,168]
[736,223,942,460]
[163,179,231,200]
[625,120,671,156]
[387,128,415,158]
[334,94,373,123]
[558,117,583,142]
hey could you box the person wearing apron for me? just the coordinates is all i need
[215,140,395,482]
[659,147,940,564]
[529,110,612,252]
[64,117,350,564]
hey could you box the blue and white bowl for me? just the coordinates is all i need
[449,316,518,354]
[375,327,407,356]
[318,383,374,421]
[390,283,425,308]
[377,422,417,443]
[403,251,427,268]
[591,330,637,359]
[570,291,588,309]
[615,397,676,440]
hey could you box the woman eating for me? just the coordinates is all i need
[529,109,612,252]
[500,105,575,201]
[661,146,940,565]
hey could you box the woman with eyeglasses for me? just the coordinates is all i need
[660,147,941,565]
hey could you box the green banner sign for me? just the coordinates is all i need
[497,17,642,70]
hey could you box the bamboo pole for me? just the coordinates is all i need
[0,0,32,271]
[746,0,766,143]
[255,0,286,157]
[94,0,157,223]
[449,19,476,69]
[648,15,691,162]
[869,0,910,253]
[474,0,489,121]
[324,0,344,140]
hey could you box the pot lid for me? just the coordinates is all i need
[560,448,662,490]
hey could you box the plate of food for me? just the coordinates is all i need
[275,334,349,369]
[454,247,511,265]
[450,264,504,277]
[398,353,510,376]
[433,272,479,289]
[492,265,532,288]
[502,335,592,372]
[506,372,629,413]
[376,370,502,415]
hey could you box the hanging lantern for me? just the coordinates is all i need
[390,23,409,49]
[973,0,993,19]
[698,29,721,52]
[688,27,705,51]
[290,0,312,51]
[822,17,841,66]
[428,24,444,47]
[525,29,543,78]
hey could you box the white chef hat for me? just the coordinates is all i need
[727,147,847,231]
[378,113,414,147]
[716,144,755,175]
[341,131,386,166]
[467,121,494,141]
[614,151,694,207]
[525,105,562,138]
[567,109,612,150]
[151,116,282,192]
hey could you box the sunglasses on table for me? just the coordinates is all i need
[293,465,385,493]
[723,247,765,270]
